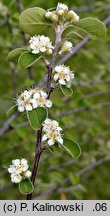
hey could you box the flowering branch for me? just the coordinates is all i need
[6,2,107,198]
[27,25,64,199]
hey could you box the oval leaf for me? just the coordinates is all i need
[19,7,53,35]
[19,179,34,195]
[7,48,27,61]
[62,25,87,39]
[18,51,40,68]
[66,31,84,41]
[75,18,107,37]
[62,137,81,159]
[60,85,73,97]
[27,107,48,130]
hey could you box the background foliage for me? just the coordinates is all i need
[0,0,110,200]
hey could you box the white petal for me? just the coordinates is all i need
[17,98,23,106]
[12,159,20,166]
[18,105,25,112]
[25,104,32,111]
[23,90,30,100]
[40,91,47,97]
[59,79,66,85]
[30,98,36,104]
[40,47,46,52]
[21,159,28,166]
[57,137,63,144]
[8,166,15,174]
[57,126,62,131]
[52,120,59,127]
[34,92,40,99]
[46,100,52,108]
[32,50,39,54]
[42,134,48,141]
[48,139,55,146]
[32,102,38,109]
[44,118,51,124]
[55,66,61,72]
[66,75,71,82]
[11,173,22,183]
[54,74,59,81]
[22,165,29,172]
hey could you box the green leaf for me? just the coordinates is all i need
[62,25,87,39]
[75,18,107,38]
[19,179,34,195]
[7,106,18,118]
[7,48,27,61]
[66,31,84,41]
[19,7,53,35]
[62,138,81,159]
[27,107,48,130]
[69,173,80,185]
[18,51,40,68]
[60,85,73,97]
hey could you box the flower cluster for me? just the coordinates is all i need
[16,88,52,112]
[45,2,79,23]
[53,65,74,87]
[8,159,31,183]
[29,35,54,55]
[42,118,63,146]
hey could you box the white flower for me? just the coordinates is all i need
[67,10,79,22]
[16,88,52,112]
[32,89,52,108]
[56,3,68,13]
[53,65,74,87]
[11,173,22,183]
[61,41,73,53]
[16,89,33,112]
[42,118,63,146]
[29,35,54,55]
[10,159,28,174]
[8,158,31,183]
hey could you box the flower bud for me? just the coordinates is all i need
[57,9,65,17]
[61,41,73,53]
[67,10,79,22]
[46,48,53,55]
[56,3,68,13]
[45,11,52,19]
[23,170,32,178]
[51,14,58,23]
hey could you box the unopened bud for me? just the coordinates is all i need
[56,3,68,13]
[57,9,65,17]
[45,11,52,19]
[67,10,79,22]
[51,14,59,23]
[61,41,73,53]
[46,48,53,55]
[23,170,32,178]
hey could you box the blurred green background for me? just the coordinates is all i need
[0,0,110,200]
